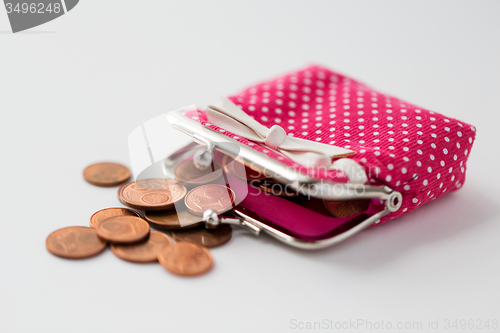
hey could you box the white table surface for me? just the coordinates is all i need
[1,1,499,332]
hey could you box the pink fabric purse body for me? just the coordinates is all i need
[183,65,476,240]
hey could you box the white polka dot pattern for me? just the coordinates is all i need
[187,65,477,224]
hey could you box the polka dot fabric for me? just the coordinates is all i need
[189,65,476,224]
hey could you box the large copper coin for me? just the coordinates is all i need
[259,179,298,197]
[222,155,267,182]
[90,207,140,229]
[46,226,107,259]
[171,224,232,248]
[184,184,236,216]
[323,199,371,218]
[144,209,202,230]
[110,230,173,263]
[117,182,130,206]
[120,179,187,211]
[83,162,130,187]
[158,242,213,277]
[174,160,222,185]
[96,215,150,243]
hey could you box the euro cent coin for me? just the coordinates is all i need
[174,160,222,185]
[96,215,150,244]
[323,199,371,218]
[171,224,232,248]
[110,230,173,263]
[46,226,107,259]
[184,184,236,216]
[89,207,140,229]
[158,242,213,277]
[83,162,131,187]
[144,209,202,230]
[119,179,187,211]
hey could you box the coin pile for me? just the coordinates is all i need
[47,159,371,276]
[46,161,235,277]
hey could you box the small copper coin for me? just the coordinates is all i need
[83,162,131,187]
[184,184,236,216]
[171,224,232,248]
[144,209,202,230]
[96,215,150,244]
[158,242,213,277]
[222,155,267,182]
[110,230,173,263]
[46,226,107,259]
[259,179,298,197]
[324,199,371,218]
[120,179,187,211]
[90,207,140,229]
[174,160,222,185]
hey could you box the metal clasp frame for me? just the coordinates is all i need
[164,108,402,250]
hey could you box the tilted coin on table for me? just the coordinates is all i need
[83,162,131,187]
[158,242,213,277]
[46,226,107,259]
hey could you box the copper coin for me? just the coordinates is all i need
[144,209,202,230]
[96,215,150,243]
[119,179,187,211]
[171,224,232,248]
[323,199,371,218]
[117,182,130,206]
[110,230,173,263]
[158,242,213,277]
[46,226,107,259]
[222,155,267,181]
[259,179,298,197]
[83,162,130,187]
[184,184,236,216]
[174,160,222,185]
[89,207,140,229]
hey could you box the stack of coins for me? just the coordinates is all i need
[47,161,234,277]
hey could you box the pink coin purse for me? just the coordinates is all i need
[149,65,476,249]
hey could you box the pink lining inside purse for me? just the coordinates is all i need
[178,152,385,241]
[221,173,385,241]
